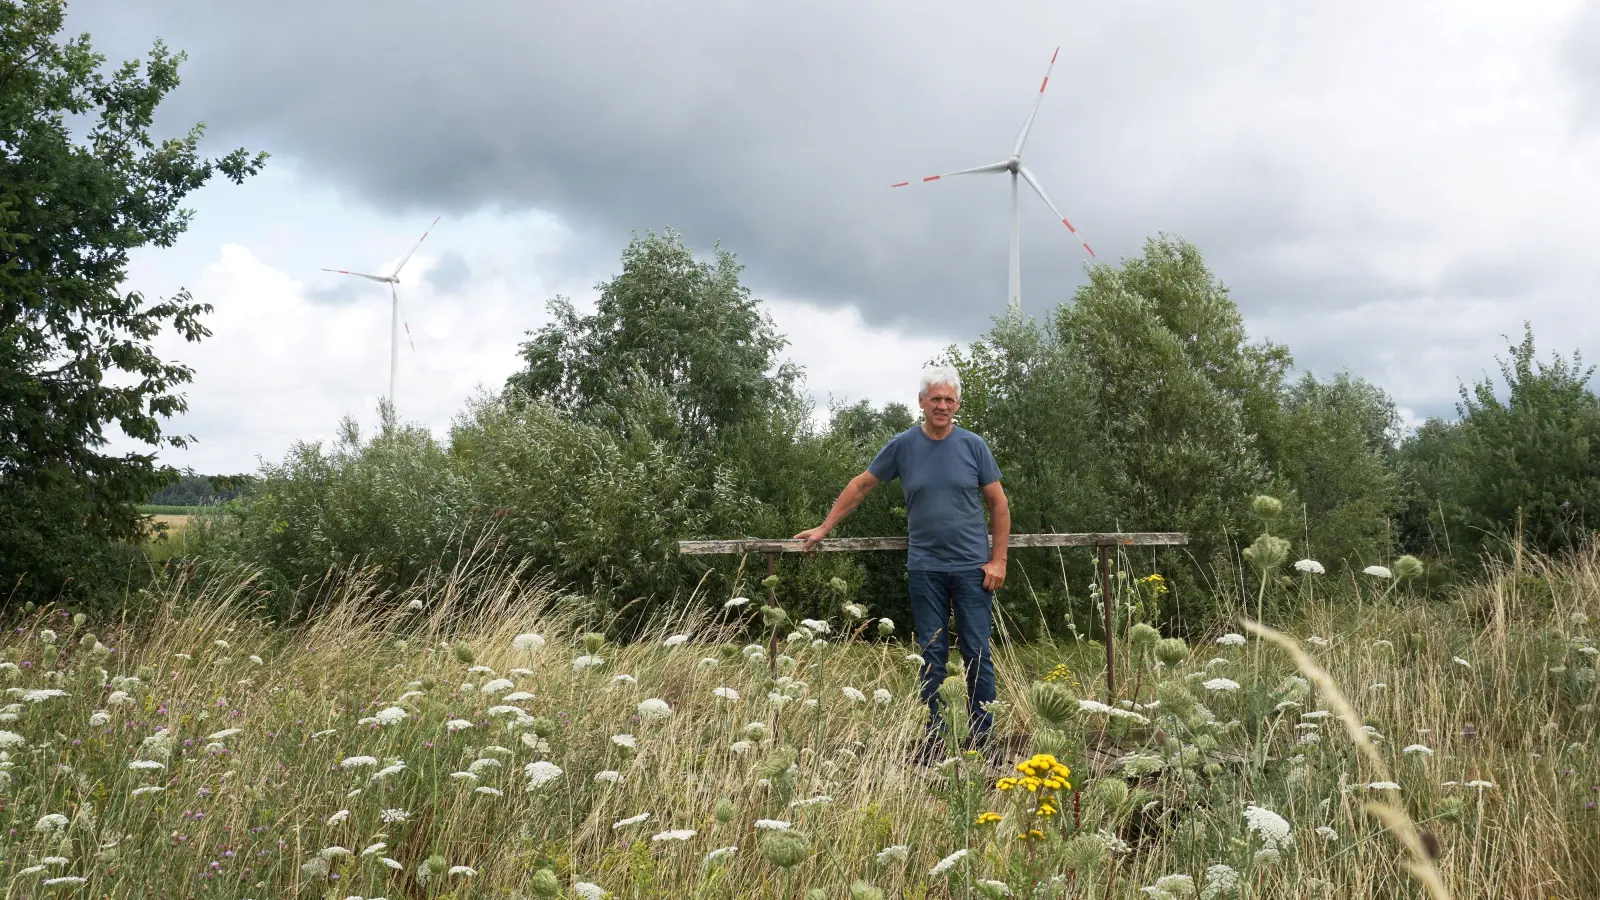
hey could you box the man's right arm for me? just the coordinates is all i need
[793,470,880,550]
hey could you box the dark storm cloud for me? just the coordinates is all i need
[61,0,1594,404]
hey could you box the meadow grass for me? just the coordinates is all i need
[0,545,1595,898]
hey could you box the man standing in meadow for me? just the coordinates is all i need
[795,365,1010,762]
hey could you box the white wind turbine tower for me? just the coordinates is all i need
[892,47,1094,310]
[320,216,440,410]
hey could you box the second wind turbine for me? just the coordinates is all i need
[320,216,440,411]
[892,47,1094,310]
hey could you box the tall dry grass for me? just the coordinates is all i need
[0,542,1593,898]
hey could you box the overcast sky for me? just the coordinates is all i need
[72,0,1600,474]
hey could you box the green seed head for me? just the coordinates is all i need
[529,868,562,898]
[759,606,790,628]
[452,642,475,665]
[72,613,87,628]
[876,618,895,637]
[1252,495,1284,521]
[1130,622,1160,649]
[419,674,438,691]
[1062,833,1106,874]
[806,889,828,900]
[136,665,155,682]
[829,576,850,594]
[761,574,781,589]
[1243,533,1291,572]
[759,830,811,869]
[1155,681,1197,719]
[714,799,737,824]
[581,632,605,654]
[529,716,557,739]
[1155,637,1189,667]
[1028,680,1078,731]
[1394,555,1424,580]
[743,722,771,742]
[850,880,886,900]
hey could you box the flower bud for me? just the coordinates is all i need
[529,868,562,899]
[876,618,895,637]
[581,632,605,654]
[452,642,475,664]
[1252,495,1283,521]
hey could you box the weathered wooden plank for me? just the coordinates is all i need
[677,532,1189,556]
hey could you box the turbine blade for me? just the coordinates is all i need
[1019,166,1095,258]
[891,160,1011,187]
[1012,46,1059,158]
[321,268,392,283]
[390,215,442,278]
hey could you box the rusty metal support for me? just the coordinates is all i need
[1098,542,1116,698]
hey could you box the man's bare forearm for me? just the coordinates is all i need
[987,496,1011,563]
[818,475,874,533]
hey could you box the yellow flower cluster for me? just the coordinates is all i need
[1043,663,1081,688]
[1016,828,1046,842]
[997,754,1073,793]
[1138,573,1169,597]
[974,811,1003,826]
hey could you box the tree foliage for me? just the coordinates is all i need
[1397,326,1600,559]
[0,0,265,604]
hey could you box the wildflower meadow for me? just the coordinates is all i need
[0,537,1595,899]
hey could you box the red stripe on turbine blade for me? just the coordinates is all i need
[1084,243,1097,258]
[923,175,941,182]
[891,181,910,187]
[1062,218,1077,233]
[1051,47,1059,63]
[1040,76,1049,92]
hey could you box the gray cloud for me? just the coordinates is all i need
[64,0,1600,415]
[425,250,472,295]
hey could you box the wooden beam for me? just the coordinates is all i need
[678,532,1189,556]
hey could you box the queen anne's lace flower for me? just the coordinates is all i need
[754,819,791,830]
[652,829,696,841]
[663,635,690,647]
[1293,559,1326,574]
[524,761,563,789]
[1202,678,1241,693]
[613,812,651,829]
[929,848,969,876]
[713,687,740,701]
[637,698,673,721]
[1363,565,1393,579]
[1216,633,1247,646]
[841,686,866,703]
[512,633,546,651]
[1243,804,1294,849]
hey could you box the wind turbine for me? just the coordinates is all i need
[320,216,440,409]
[892,47,1094,310]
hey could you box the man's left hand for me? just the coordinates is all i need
[981,558,1007,592]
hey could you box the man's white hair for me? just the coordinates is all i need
[919,365,962,400]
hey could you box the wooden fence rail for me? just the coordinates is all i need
[677,532,1188,698]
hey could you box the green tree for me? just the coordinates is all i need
[506,229,799,445]
[1454,327,1598,555]
[1271,372,1401,567]
[0,0,266,604]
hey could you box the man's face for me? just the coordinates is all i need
[919,383,960,429]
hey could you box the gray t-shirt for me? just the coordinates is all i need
[869,425,1002,571]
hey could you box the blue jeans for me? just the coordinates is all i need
[909,568,996,745]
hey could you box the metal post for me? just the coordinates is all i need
[1098,543,1116,697]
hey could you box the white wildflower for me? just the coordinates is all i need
[362,841,387,856]
[446,719,473,733]
[724,596,751,608]
[43,876,86,886]
[877,844,910,865]
[475,786,504,796]
[524,760,563,788]
[613,812,651,829]
[841,686,867,703]
[1402,744,1433,756]
[449,865,476,876]
[873,688,893,705]
[380,808,412,822]
[612,674,637,686]
[800,618,831,634]
[512,632,546,651]
[663,634,690,647]
[1306,636,1330,647]
[979,879,1014,896]
[1216,633,1247,646]
[1316,826,1339,841]
[372,706,409,726]
[1201,865,1240,900]
[791,794,832,808]
[481,678,514,694]
[34,813,69,833]
[0,730,23,748]
[504,691,535,701]
[594,770,624,784]
[698,657,720,669]
[131,785,165,796]
[573,654,605,672]
[106,690,132,706]
[128,759,165,771]
[206,727,242,741]
[319,846,351,859]
[22,688,67,703]
[468,757,502,774]
[1243,804,1294,849]
[611,733,637,749]
[730,740,754,755]
[1293,559,1325,574]
[1464,780,1496,789]
[929,848,969,876]
[754,819,791,830]
[651,829,696,841]
[1366,781,1401,791]
[1363,565,1393,578]
[713,687,741,701]
[1453,656,1472,669]
[574,883,609,900]
[1301,709,1333,720]
[704,846,739,864]
[906,653,925,665]
[1202,678,1241,693]
[326,809,349,825]
[341,755,378,769]
[637,698,673,721]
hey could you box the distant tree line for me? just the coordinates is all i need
[144,474,256,508]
